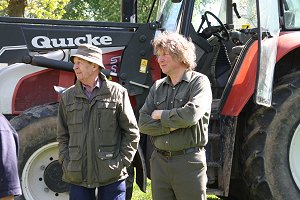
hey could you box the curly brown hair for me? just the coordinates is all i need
[152,32,196,70]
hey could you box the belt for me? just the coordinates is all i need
[156,147,202,157]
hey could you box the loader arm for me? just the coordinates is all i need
[0,16,157,96]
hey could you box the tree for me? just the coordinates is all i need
[0,0,154,22]
[138,0,155,22]
[0,0,9,16]
[1,0,70,19]
[63,0,154,22]
[63,0,121,21]
[7,0,27,17]
[26,0,70,19]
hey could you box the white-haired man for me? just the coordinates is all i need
[57,44,140,200]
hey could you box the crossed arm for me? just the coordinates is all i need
[138,76,212,136]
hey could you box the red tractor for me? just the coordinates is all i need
[0,0,299,199]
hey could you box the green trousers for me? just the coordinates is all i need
[150,149,207,200]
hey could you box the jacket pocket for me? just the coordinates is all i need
[64,145,83,183]
[66,103,83,145]
[97,101,118,144]
[95,145,126,183]
[66,103,83,133]
[67,117,83,146]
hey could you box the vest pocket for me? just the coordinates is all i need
[64,145,83,183]
[66,103,83,137]
[95,145,125,183]
[97,101,118,144]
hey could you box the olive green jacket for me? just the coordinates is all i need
[57,73,140,187]
[139,70,212,151]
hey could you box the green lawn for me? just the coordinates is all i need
[131,180,221,200]
[132,180,152,200]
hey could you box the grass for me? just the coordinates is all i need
[132,179,152,200]
[131,179,222,200]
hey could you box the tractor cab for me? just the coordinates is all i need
[148,0,300,198]
[152,0,280,105]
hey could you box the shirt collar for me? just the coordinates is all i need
[164,70,193,85]
[82,76,101,91]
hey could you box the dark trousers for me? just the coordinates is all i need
[150,149,207,200]
[69,179,126,200]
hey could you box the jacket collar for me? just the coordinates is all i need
[74,72,111,99]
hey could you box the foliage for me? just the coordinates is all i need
[63,0,121,21]
[0,0,9,16]
[26,0,70,19]
[63,0,153,22]
[0,0,154,22]
[137,0,154,23]
[0,0,70,19]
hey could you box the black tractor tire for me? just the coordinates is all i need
[10,103,136,200]
[241,71,300,200]
[10,104,69,200]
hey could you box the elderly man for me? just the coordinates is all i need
[57,44,140,200]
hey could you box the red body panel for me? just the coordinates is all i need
[277,31,300,61]
[149,55,162,83]
[103,50,123,83]
[12,69,75,114]
[221,31,300,116]
[221,41,258,116]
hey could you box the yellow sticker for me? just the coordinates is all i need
[139,59,148,73]
[242,24,250,29]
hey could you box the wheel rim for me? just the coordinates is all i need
[22,142,69,200]
[289,123,300,190]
